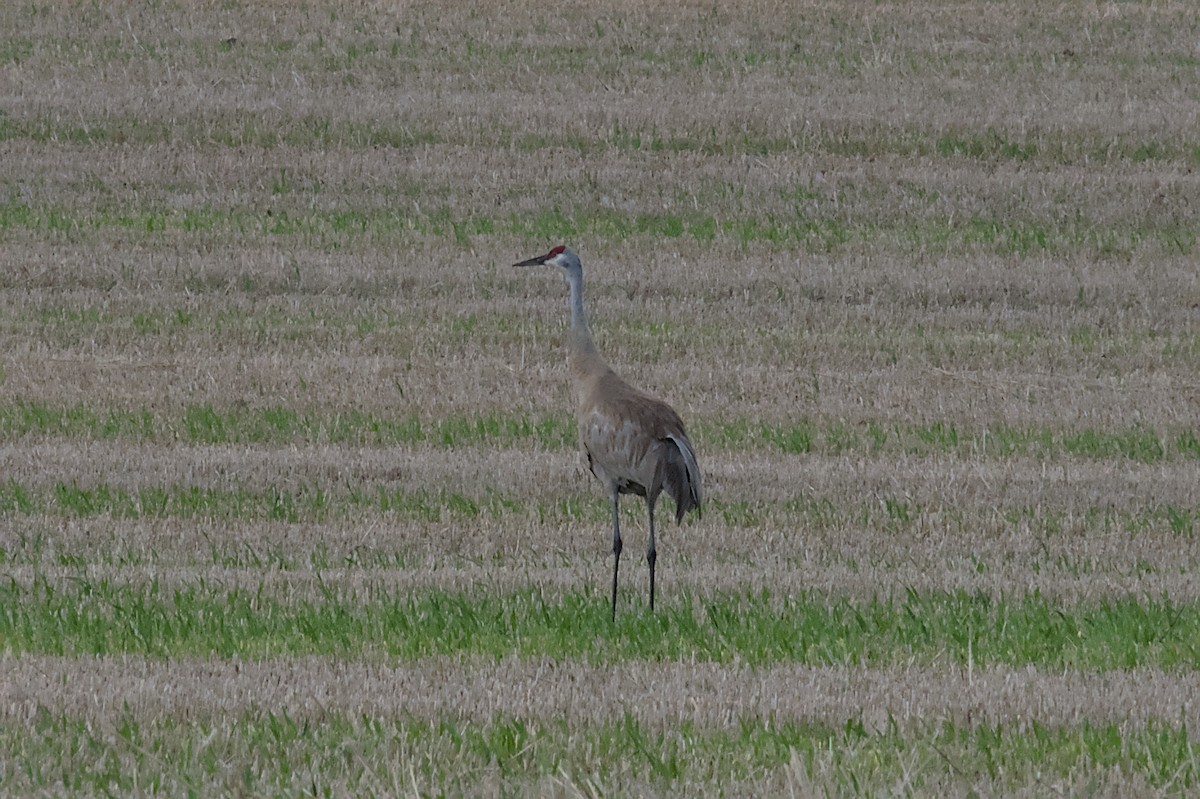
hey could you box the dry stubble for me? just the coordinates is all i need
[1,0,1199,795]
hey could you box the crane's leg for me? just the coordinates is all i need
[609,482,622,623]
[647,496,658,612]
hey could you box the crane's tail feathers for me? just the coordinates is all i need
[663,433,703,523]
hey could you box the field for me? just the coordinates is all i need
[2,0,1199,795]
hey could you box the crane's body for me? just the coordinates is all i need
[573,352,700,521]
[515,245,702,620]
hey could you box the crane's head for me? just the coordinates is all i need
[513,245,581,280]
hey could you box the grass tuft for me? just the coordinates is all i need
[2,582,1198,670]
[2,402,1196,464]
[4,709,1195,796]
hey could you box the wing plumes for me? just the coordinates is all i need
[661,433,703,523]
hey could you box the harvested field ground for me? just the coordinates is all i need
[1,1,1199,795]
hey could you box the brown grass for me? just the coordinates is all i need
[6,654,1199,733]
[4,441,1200,603]
[1,0,1199,794]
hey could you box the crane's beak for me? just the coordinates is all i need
[513,253,550,267]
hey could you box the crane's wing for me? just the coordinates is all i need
[578,376,702,521]
[662,432,703,522]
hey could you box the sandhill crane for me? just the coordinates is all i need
[514,245,703,621]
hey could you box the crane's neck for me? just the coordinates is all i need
[565,268,596,356]
[562,266,611,405]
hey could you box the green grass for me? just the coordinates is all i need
[0,111,446,150]
[2,708,1195,796]
[0,199,1192,256]
[2,581,1198,669]
[3,105,1199,166]
[2,401,1197,463]
[0,480,533,525]
[0,480,1195,545]
[0,402,578,450]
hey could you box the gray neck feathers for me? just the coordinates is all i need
[566,268,596,354]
